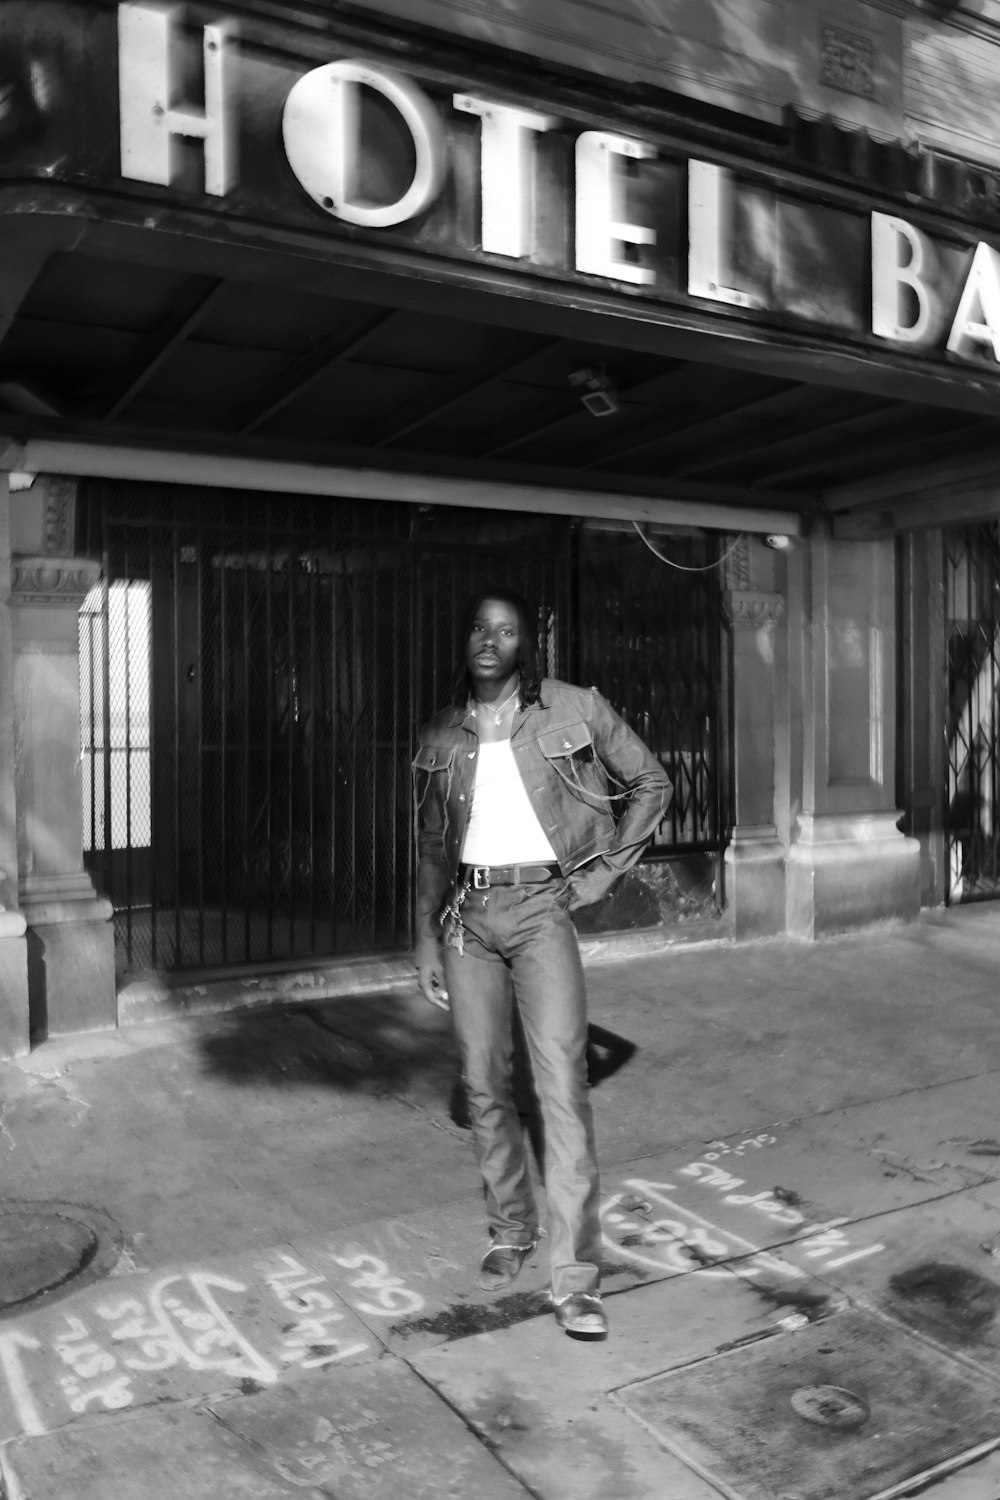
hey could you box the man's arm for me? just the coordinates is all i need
[570,689,673,910]
[413,756,453,1008]
[415,853,451,1008]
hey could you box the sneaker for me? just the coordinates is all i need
[477,1238,538,1292]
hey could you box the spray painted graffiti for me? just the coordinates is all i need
[0,1254,371,1440]
[602,1178,807,1281]
[329,1253,426,1319]
[96,1272,281,1380]
[261,1256,370,1369]
[601,1141,885,1280]
[677,1152,886,1270]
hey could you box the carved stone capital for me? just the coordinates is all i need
[43,476,79,557]
[722,589,785,627]
[722,534,752,591]
[11,556,101,607]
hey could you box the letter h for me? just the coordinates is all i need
[119,2,237,196]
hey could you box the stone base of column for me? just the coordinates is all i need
[786,812,921,941]
[0,908,29,1059]
[21,874,115,1038]
[724,828,786,940]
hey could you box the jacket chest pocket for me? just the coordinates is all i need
[413,745,456,775]
[413,744,458,807]
[536,721,612,808]
[537,723,595,765]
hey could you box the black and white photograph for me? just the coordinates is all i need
[2,1,1000,1496]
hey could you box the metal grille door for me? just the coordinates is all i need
[577,527,727,854]
[79,485,727,977]
[82,485,422,973]
[80,486,573,976]
[945,522,1000,902]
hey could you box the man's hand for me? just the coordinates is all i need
[567,859,617,913]
[418,962,450,1011]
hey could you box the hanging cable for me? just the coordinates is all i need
[632,521,746,573]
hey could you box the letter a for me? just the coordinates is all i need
[947,241,1000,361]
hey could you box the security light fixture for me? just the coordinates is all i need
[568,364,619,417]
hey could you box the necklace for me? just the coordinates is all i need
[474,684,520,726]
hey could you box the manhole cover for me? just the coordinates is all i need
[616,1309,1000,1500]
[790,1384,870,1430]
[0,1202,122,1313]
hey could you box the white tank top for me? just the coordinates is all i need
[461,740,558,865]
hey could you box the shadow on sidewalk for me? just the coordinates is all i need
[192,996,640,1156]
[193,992,462,1105]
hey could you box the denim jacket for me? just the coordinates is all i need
[413,678,673,966]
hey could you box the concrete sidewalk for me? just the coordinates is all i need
[2,906,1000,1499]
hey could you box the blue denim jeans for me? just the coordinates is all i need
[442,877,601,1301]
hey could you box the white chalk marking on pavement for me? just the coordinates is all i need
[603,1178,806,1282]
[677,1158,886,1268]
[0,1330,46,1436]
[331,1252,426,1318]
[823,1243,886,1270]
[627,1178,805,1267]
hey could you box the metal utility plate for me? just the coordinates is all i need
[615,1308,1000,1500]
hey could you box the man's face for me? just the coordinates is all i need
[466,598,521,690]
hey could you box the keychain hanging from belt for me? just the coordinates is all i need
[440,877,473,954]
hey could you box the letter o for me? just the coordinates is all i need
[282,59,445,228]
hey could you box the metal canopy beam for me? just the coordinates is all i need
[766,414,993,489]
[832,483,1000,538]
[91,278,227,422]
[671,402,899,477]
[235,307,397,434]
[479,357,686,459]
[825,442,1000,512]
[372,333,556,447]
[582,384,799,470]
[0,432,805,535]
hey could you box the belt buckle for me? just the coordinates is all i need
[472,866,491,890]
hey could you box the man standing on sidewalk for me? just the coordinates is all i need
[413,588,671,1340]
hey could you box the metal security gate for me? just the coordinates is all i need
[945,521,1000,902]
[79,484,573,976]
[577,527,725,856]
[79,483,728,978]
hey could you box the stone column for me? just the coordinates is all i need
[0,474,29,1058]
[722,536,787,938]
[11,476,115,1037]
[786,533,920,938]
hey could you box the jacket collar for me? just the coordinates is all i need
[443,683,550,730]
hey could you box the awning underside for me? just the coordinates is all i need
[2,242,998,534]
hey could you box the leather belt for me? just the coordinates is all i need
[460,863,561,889]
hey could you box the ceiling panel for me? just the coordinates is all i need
[3,244,999,523]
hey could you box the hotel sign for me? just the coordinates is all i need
[9,3,1000,373]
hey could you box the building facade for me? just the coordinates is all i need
[1,0,1000,1056]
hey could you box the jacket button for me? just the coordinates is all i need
[459,794,466,803]
[563,740,572,749]
[468,751,476,759]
